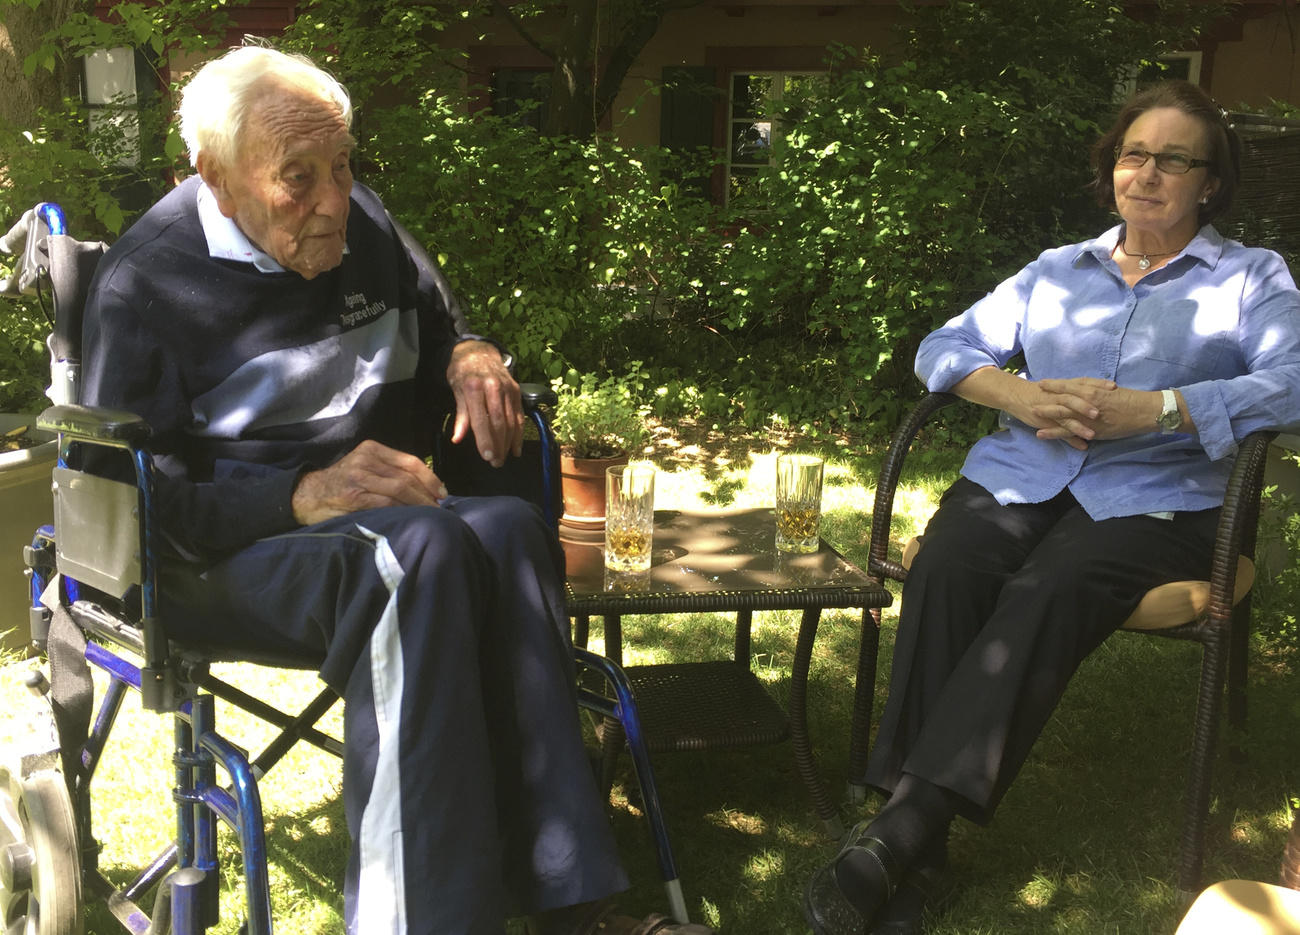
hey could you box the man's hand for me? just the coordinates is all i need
[292,439,447,526]
[447,340,524,468]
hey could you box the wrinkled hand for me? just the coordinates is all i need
[1027,378,1163,448]
[447,340,524,468]
[292,439,447,526]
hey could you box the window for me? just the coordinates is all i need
[82,47,148,166]
[1123,51,1204,98]
[726,72,821,206]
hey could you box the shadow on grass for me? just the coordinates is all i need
[26,593,1300,935]
[598,606,1300,934]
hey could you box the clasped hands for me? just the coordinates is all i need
[292,341,523,525]
[1011,376,1164,451]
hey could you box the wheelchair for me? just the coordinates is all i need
[0,202,687,934]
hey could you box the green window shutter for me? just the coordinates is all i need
[660,66,717,200]
[660,66,716,150]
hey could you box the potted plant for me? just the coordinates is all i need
[551,370,649,530]
[0,416,56,655]
[1,259,59,654]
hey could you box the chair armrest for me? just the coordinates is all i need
[38,403,176,710]
[1204,430,1275,630]
[38,403,152,447]
[867,392,961,582]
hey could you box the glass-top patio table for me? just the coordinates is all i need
[561,507,892,838]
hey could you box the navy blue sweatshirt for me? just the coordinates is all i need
[82,176,460,563]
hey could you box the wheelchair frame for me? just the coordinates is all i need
[1,202,686,935]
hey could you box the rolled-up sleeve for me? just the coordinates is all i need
[915,263,1036,392]
[1179,254,1300,461]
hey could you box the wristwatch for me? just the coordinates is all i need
[1156,388,1182,434]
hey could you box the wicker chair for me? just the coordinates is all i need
[844,112,1300,901]
[847,390,1275,902]
[1174,810,1300,933]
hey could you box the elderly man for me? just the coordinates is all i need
[81,46,704,935]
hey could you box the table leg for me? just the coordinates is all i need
[790,606,844,840]
[573,613,590,649]
[602,613,624,664]
[847,607,881,803]
[734,608,753,667]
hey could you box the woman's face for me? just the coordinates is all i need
[1113,106,1218,244]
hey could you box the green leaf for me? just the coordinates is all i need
[164,128,186,161]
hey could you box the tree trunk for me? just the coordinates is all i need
[495,0,705,140]
[543,0,598,139]
[0,0,86,130]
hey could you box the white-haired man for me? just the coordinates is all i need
[81,46,707,935]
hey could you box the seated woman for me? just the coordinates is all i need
[804,79,1300,935]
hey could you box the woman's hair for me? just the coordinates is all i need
[1091,79,1241,226]
[178,46,353,171]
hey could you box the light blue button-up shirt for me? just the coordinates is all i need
[916,223,1300,520]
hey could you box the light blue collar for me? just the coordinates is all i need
[196,182,287,274]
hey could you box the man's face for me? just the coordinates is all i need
[204,84,355,279]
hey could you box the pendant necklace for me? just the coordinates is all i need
[1117,239,1180,270]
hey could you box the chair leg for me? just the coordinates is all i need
[573,649,689,924]
[180,693,275,935]
[846,607,881,803]
[1178,633,1229,902]
[1226,600,1251,762]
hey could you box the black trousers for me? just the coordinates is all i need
[863,477,1220,824]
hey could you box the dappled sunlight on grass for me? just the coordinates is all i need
[1016,872,1059,909]
[741,847,786,883]
[697,897,722,930]
[707,806,766,836]
[0,657,350,934]
[891,483,942,541]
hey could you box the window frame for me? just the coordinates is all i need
[724,70,827,207]
[1121,51,1205,98]
[81,46,149,167]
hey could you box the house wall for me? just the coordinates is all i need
[1209,7,1300,111]
[453,1,1297,151]
[452,3,905,142]
[610,4,905,146]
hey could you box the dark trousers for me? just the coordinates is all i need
[863,477,1219,824]
[161,496,627,935]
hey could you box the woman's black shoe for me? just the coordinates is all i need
[803,822,902,935]
[867,861,955,935]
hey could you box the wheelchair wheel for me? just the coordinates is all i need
[0,768,83,935]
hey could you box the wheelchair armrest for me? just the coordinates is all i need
[867,392,962,582]
[520,382,558,410]
[38,403,152,447]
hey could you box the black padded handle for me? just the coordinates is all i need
[520,382,558,410]
[38,403,152,446]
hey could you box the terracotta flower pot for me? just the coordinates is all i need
[559,453,628,530]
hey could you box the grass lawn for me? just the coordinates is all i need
[2,422,1297,934]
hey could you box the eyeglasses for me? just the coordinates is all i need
[1114,145,1214,175]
